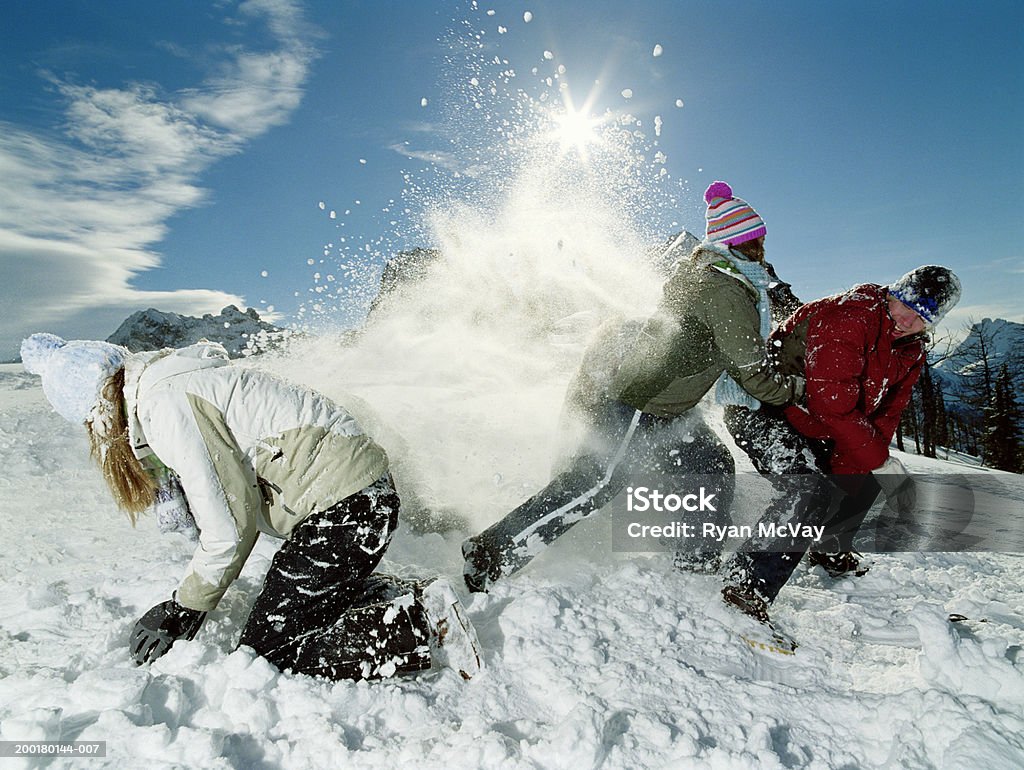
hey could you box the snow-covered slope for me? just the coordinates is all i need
[1,363,1022,769]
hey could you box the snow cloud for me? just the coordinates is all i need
[0,0,319,360]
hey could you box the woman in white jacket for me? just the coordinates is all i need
[21,334,480,681]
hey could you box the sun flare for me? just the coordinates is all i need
[549,103,605,161]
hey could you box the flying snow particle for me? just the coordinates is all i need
[675,99,684,108]
[653,44,663,57]
[470,77,479,86]
[318,201,325,210]
[654,115,663,136]
[524,11,533,22]
[359,158,367,165]
[543,50,553,60]
[498,25,507,34]
[621,89,633,99]
[330,211,336,219]
[260,270,268,277]
[420,97,428,107]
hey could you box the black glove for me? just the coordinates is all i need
[130,597,206,665]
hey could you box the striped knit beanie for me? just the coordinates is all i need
[704,181,766,247]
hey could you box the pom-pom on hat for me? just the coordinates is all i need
[21,333,128,424]
[888,265,962,326]
[704,181,767,247]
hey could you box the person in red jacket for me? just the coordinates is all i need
[721,265,961,624]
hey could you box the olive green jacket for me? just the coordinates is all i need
[570,243,804,418]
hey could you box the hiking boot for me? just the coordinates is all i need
[807,550,869,578]
[721,584,771,624]
[417,578,484,680]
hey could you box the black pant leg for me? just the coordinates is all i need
[470,399,644,579]
[238,476,428,679]
[631,415,735,567]
[723,406,835,602]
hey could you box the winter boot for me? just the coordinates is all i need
[417,578,484,680]
[462,536,504,593]
[721,583,771,624]
[807,550,869,578]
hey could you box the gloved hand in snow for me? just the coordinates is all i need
[130,597,206,665]
[872,455,916,515]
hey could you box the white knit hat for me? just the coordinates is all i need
[21,333,128,424]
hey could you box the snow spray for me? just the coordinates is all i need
[264,10,690,533]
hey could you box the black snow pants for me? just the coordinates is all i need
[723,405,878,602]
[237,475,431,680]
[467,399,735,584]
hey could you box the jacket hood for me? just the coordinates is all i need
[134,342,231,388]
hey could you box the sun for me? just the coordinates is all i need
[552,108,602,158]
[547,86,607,162]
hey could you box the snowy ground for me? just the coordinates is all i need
[1,362,1023,770]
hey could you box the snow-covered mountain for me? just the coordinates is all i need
[369,247,441,318]
[106,305,289,358]
[931,318,1024,408]
[650,229,702,274]
[941,318,1024,375]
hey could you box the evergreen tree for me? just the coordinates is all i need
[919,363,937,458]
[954,322,1000,465]
[983,364,1023,473]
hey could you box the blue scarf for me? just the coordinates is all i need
[714,249,772,410]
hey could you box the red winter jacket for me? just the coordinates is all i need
[771,284,925,474]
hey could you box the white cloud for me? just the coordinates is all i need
[0,0,319,360]
[386,142,490,178]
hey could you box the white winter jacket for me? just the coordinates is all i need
[123,343,389,611]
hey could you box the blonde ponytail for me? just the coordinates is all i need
[87,368,156,523]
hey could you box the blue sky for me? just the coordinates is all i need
[1,0,1021,360]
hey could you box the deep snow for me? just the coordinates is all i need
[1,363,1022,770]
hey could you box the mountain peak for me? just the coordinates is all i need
[107,306,288,358]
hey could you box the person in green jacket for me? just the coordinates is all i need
[463,181,806,592]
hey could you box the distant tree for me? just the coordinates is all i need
[918,363,938,458]
[983,363,1023,473]
[901,331,955,457]
[934,383,949,454]
[953,321,1001,465]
